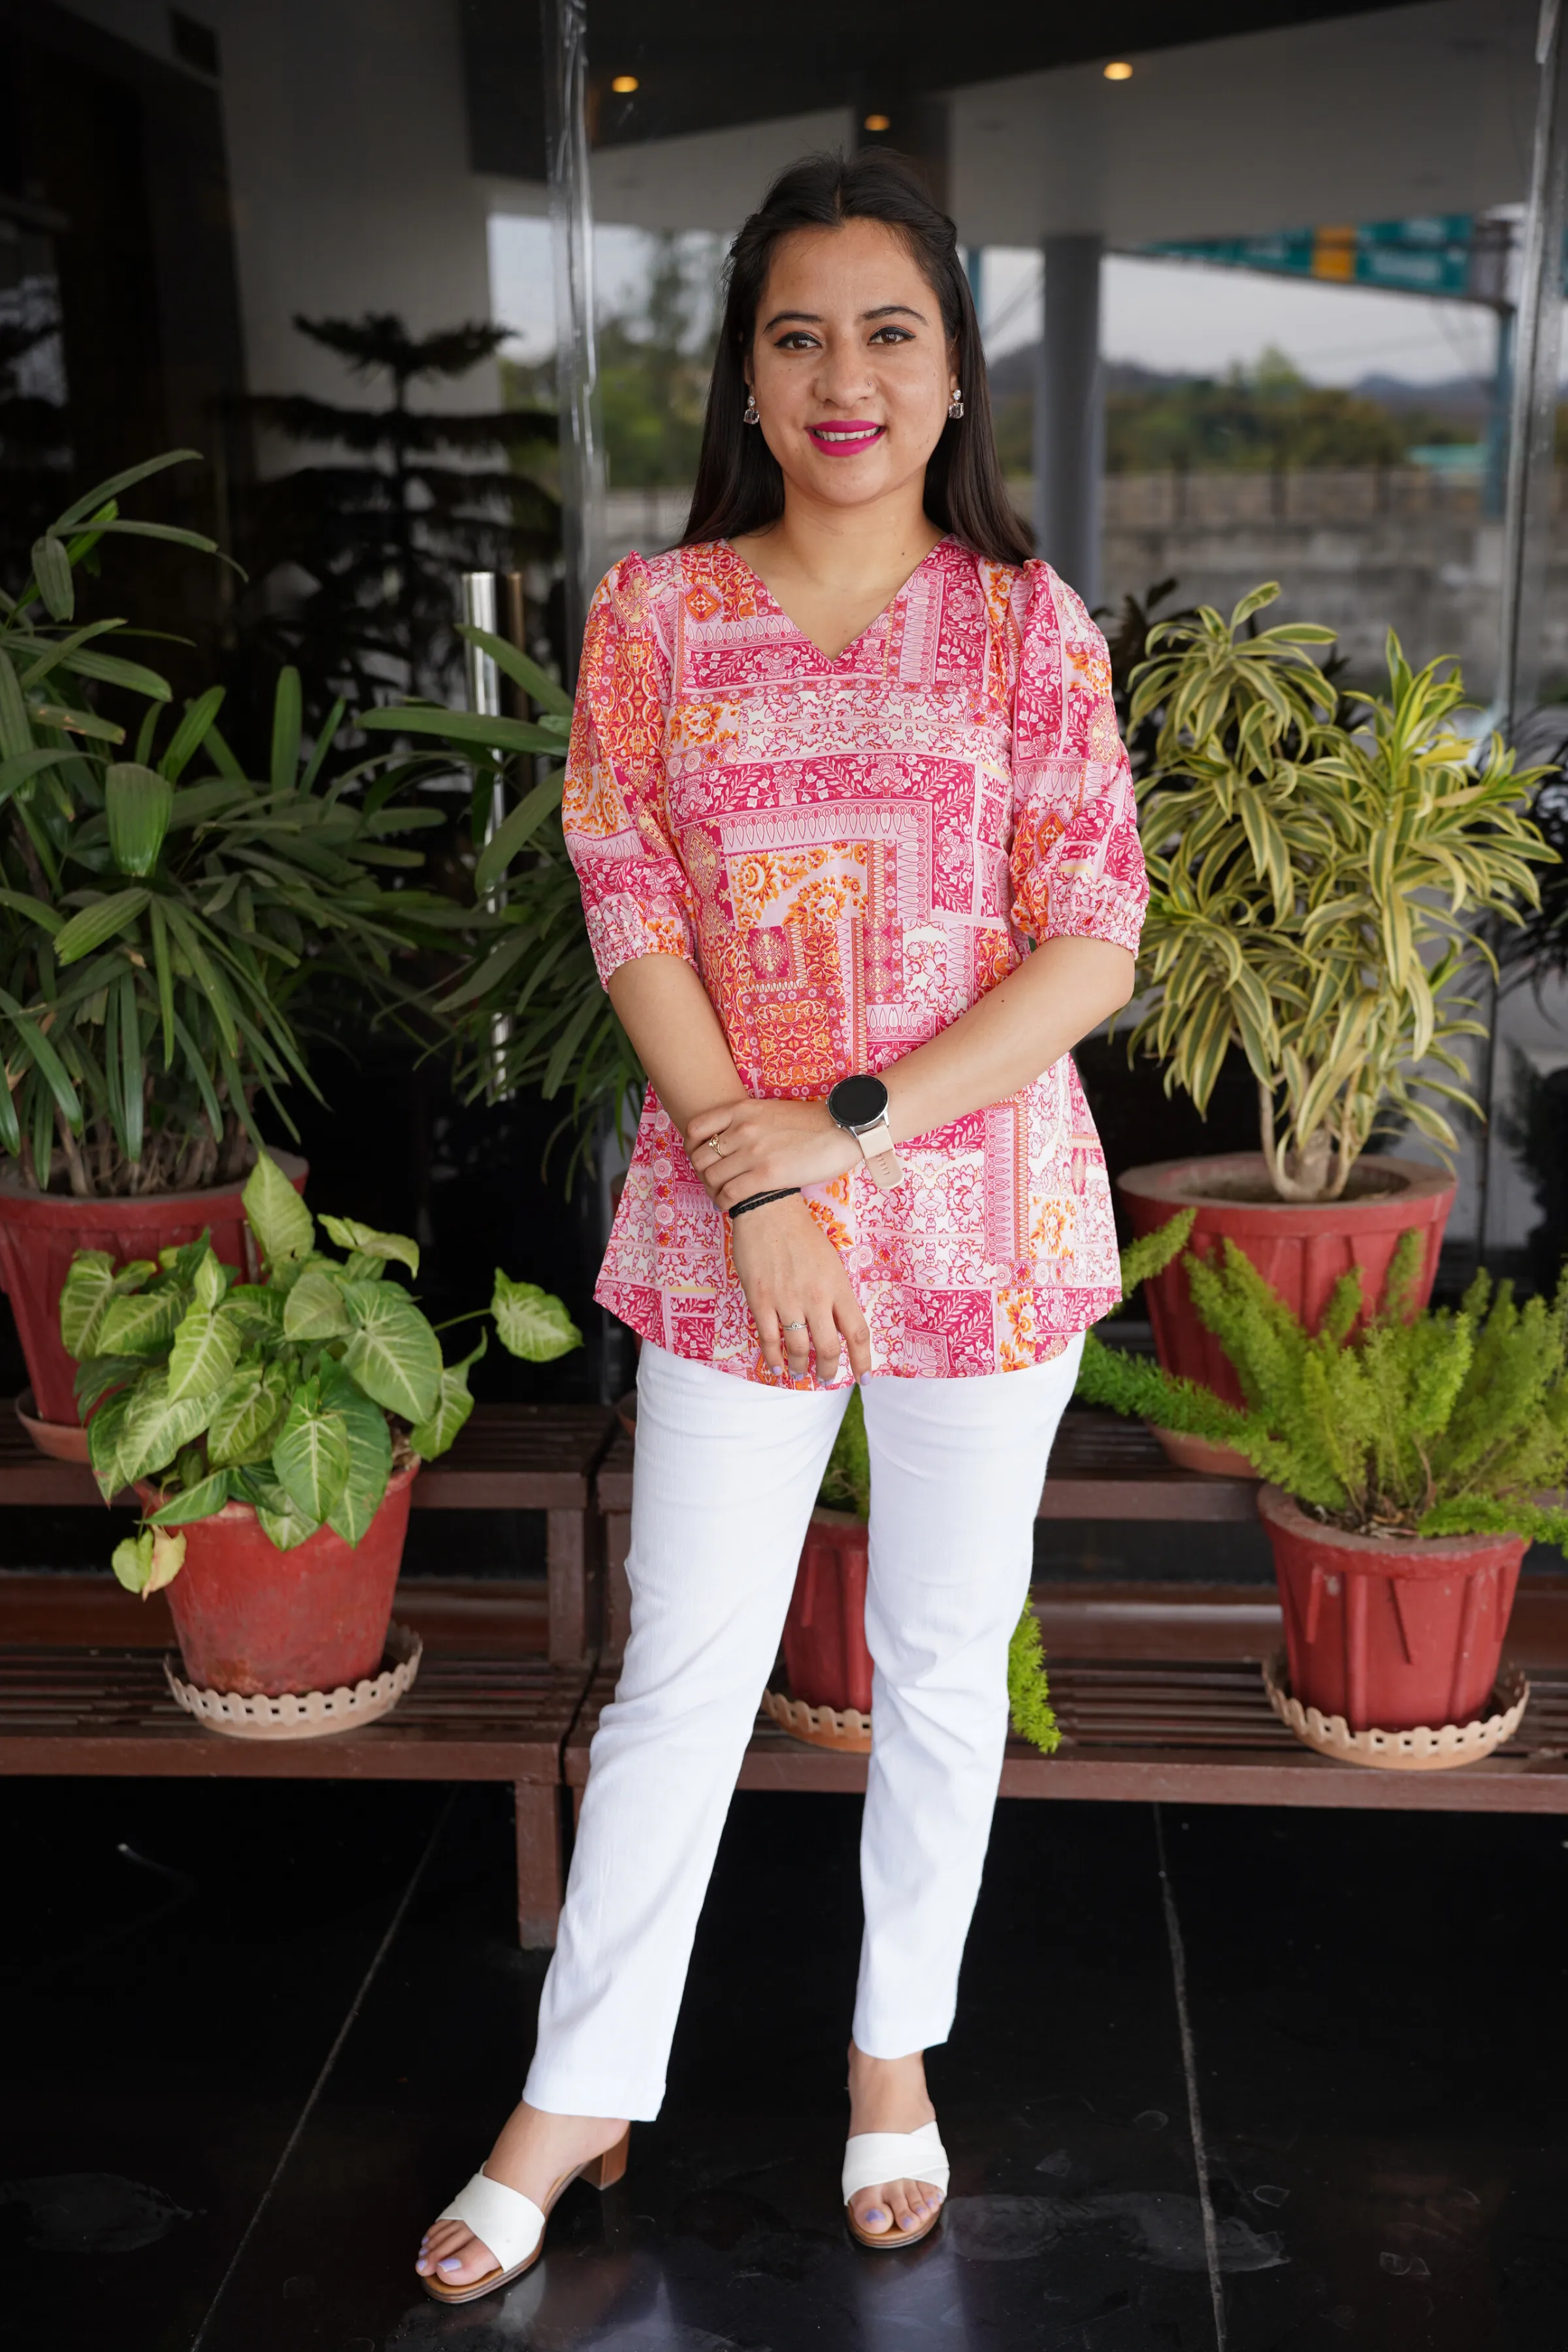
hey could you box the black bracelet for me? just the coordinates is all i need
[727,1187,800,1220]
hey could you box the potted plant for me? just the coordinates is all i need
[1117,588,1556,1457]
[0,451,446,1443]
[1077,1218,1568,1766]
[61,1147,580,1716]
[762,1387,1061,1760]
[357,626,644,1172]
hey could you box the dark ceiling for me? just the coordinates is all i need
[461,0,1433,181]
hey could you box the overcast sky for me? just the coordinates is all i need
[488,216,1503,392]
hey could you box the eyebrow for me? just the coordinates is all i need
[761,302,928,331]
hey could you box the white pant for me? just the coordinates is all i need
[523,1333,1084,2121]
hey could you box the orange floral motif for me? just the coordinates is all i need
[564,538,1148,1384]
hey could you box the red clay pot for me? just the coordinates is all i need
[0,1150,308,1431]
[1260,1483,1524,1734]
[146,1460,417,1698]
[1118,1154,1456,1465]
[782,1509,872,1714]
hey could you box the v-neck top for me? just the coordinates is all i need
[564,536,1149,1384]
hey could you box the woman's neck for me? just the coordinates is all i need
[730,484,943,658]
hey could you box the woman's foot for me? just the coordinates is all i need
[845,2040,944,2238]
[415,2101,628,2290]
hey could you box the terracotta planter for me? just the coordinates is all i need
[781,1508,872,1715]
[145,1460,417,1699]
[1260,1483,1524,1735]
[0,1149,307,1433]
[1119,1153,1455,1473]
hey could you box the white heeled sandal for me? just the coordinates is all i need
[421,2131,629,2305]
[842,2123,949,2250]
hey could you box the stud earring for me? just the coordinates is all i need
[743,391,760,425]
[947,386,964,419]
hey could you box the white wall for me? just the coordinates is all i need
[61,0,499,412]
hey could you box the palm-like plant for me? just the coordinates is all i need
[357,623,643,1173]
[1126,586,1556,1201]
[1,451,447,1197]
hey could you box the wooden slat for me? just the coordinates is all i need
[0,1572,551,1654]
[0,1647,591,1781]
[596,1412,1258,1524]
[564,1645,1568,1814]
[0,1401,614,1512]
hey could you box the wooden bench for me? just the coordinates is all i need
[590,1413,1568,1814]
[0,1401,617,1948]
[567,1576,1568,1816]
[0,1400,615,1667]
[0,1573,591,1946]
[595,1410,1258,1661]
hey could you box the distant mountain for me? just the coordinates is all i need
[985,347,1493,425]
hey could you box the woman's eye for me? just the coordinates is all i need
[774,332,819,351]
[869,327,913,344]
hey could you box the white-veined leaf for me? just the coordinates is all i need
[491,1273,583,1363]
[96,1284,186,1360]
[318,1214,419,1277]
[206,1362,289,1469]
[282,1265,353,1341]
[165,1300,242,1403]
[270,1385,351,1522]
[146,1471,231,1525]
[408,1334,483,1462]
[339,1282,442,1422]
[242,1148,313,1266]
[320,1362,393,1546]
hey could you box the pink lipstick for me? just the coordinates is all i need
[806,419,885,455]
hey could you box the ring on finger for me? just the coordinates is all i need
[706,1134,728,1156]
[779,1319,808,1332]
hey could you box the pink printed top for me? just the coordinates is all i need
[563,535,1148,1384]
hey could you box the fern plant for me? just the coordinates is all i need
[1077,1215,1568,1546]
[1126,587,1556,1202]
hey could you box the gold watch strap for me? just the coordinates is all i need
[854,1117,903,1191]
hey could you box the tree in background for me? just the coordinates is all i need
[503,233,721,493]
[990,346,1486,478]
[229,315,560,736]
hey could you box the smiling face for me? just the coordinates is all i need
[745,218,958,517]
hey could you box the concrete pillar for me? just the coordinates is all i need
[1032,235,1103,606]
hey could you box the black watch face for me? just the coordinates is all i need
[830,1073,889,1129]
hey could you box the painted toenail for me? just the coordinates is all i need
[864,2208,885,2224]
[439,2257,463,2272]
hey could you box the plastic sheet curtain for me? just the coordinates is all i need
[543,0,606,672]
[1498,0,1568,734]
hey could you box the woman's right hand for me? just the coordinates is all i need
[729,1195,872,1384]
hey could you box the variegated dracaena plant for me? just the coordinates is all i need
[1124,585,1558,1201]
[59,1148,581,1588]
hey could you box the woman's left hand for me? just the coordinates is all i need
[685,1096,859,1208]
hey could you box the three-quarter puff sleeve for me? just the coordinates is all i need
[563,555,698,987]
[1007,561,1148,956]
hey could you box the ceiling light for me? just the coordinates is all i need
[1103,60,1133,80]
[863,112,890,132]
[611,73,638,93]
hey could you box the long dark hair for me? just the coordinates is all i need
[682,151,1033,567]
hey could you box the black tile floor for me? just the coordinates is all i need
[7,1779,1567,2351]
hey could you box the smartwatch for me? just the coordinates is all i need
[827,1073,904,1191]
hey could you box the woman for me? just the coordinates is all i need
[417,148,1146,2303]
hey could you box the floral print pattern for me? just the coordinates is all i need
[564,536,1148,1384]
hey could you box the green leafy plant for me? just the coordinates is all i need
[357,623,644,1173]
[61,1147,581,1588]
[1076,1217,1568,1546]
[1125,587,1556,1201]
[813,1385,1060,1749]
[1007,1607,1061,1756]
[1,450,450,1197]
